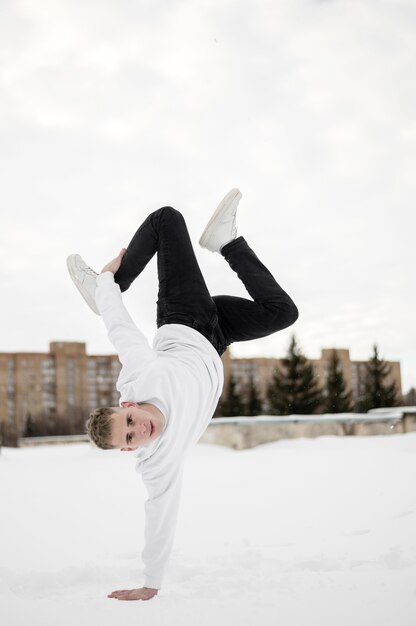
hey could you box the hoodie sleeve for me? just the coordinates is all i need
[140,459,185,589]
[95,272,156,373]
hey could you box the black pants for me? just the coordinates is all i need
[114,206,298,356]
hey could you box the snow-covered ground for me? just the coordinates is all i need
[1,434,415,626]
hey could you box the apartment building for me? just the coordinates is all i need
[0,342,121,445]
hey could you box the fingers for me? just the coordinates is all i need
[101,249,127,274]
[107,589,142,601]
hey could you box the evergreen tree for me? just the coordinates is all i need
[245,373,263,416]
[323,349,353,413]
[358,344,400,412]
[24,414,35,437]
[404,387,416,405]
[267,335,323,415]
[220,374,246,417]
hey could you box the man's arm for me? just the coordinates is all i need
[95,254,157,374]
[107,461,185,602]
[141,461,185,589]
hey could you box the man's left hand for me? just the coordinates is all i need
[107,587,159,601]
[101,248,127,275]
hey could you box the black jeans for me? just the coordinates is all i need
[114,206,298,356]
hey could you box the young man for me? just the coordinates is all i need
[66,188,298,602]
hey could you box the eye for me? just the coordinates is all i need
[126,415,133,445]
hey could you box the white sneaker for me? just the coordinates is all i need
[199,188,242,253]
[66,254,100,315]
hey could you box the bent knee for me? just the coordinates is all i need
[150,205,185,228]
[267,300,299,332]
[158,206,184,220]
[286,301,299,326]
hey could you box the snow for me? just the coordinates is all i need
[1,434,416,626]
[368,407,416,415]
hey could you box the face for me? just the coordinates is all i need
[110,405,163,451]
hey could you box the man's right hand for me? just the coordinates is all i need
[107,587,159,601]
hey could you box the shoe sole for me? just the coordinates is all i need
[66,254,100,315]
[199,188,242,250]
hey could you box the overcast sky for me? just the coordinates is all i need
[0,0,415,392]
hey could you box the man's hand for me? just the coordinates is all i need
[101,248,127,275]
[107,587,159,602]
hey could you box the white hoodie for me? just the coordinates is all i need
[95,272,224,589]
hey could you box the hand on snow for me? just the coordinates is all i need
[101,248,127,275]
[107,587,159,601]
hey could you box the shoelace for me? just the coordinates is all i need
[81,263,98,277]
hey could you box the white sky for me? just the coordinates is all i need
[0,0,415,391]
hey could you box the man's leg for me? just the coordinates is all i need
[114,206,219,341]
[211,236,299,347]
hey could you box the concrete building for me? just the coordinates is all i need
[0,342,121,445]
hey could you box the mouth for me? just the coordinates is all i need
[150,422,153,437]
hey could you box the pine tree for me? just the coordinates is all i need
[323,349,353,413]
[24,414,35,437]
[267,335,323,415]
[358,344,400,412]
[245,373,263,416]
[220,374,246,417]
[404,387,416,405]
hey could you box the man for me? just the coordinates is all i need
[67,188,298,602]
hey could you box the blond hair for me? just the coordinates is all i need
[86,407,117,450]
